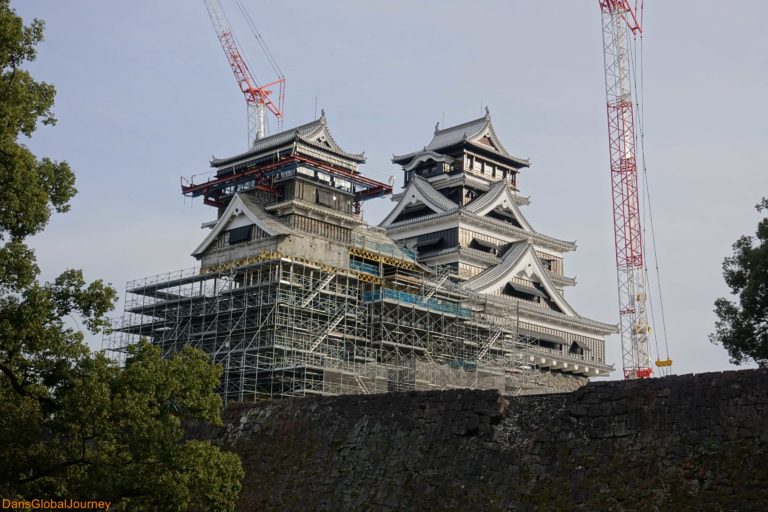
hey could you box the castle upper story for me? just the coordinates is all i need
[182,112,411,272]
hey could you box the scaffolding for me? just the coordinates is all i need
[105,245,597,401]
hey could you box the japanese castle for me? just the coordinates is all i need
[108,109,615,400]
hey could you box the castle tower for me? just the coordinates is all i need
[183,111,394,271]
[381,109,615,382]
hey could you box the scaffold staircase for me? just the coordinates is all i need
[301,272,337,307]
[309,312,346,352]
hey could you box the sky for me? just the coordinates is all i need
[14,1,768,378]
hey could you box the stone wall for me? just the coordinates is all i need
[199,369,768,511]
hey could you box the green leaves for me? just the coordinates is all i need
[0,2,243,509]
[0,238,38,290]
[2,341,243,511]
[0,141,76,242]
[49,270,117,333]
[710,197,768,367]
[0,3,44,69]
[0,0,74,247]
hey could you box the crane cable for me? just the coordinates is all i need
[233,0,284,133]
[630,26,673,373]
[233,0,284,79]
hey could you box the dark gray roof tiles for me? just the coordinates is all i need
[210,112,365,167]
[191,193,293,257]
[410,175,459,212]
[462,241,530,292]
[392,108,529,166]
[465,181,532,230]
[461,240,582,318]
[238,194,294,236]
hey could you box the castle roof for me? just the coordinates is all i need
[392,108,530,168]
[192,193,293,257]
[381,176,575,252]
[210,111,366,168]
[462,241,578,316]
[464,179,534,231]
[379,175,459,226]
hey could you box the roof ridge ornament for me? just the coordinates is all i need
[484,106,490,118]
[434,121,440,133]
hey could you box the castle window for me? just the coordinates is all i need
[469,238,499,255]
[227,225,252,245]
[518,327,566,351]
[414,236,444,253]
[503,281,546,301]
[487,208,522,228]
[316,189,335,207]
[569,340,591,356]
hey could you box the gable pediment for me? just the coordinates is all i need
[474,133,499,151]
[462,242,576,317]
[465,181,533,232]
[390,203,439,224]
[486,206,523,228]
[192,194,293,257]
[380,175,457,227]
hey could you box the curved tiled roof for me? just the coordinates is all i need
[192,193,293,257]
[464,180,533,231]
[487,295,617,334]
[392,108,529,167]
[462,241,529,292]
[383,208,576,253]
[210,112,365,167]
[410,175,459,212]
[379,175,458,227]
[462,241,579,317]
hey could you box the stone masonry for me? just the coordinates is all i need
[193,368,768,511]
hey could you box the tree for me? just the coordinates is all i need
[710,198,768,367]
[0,2,243,509]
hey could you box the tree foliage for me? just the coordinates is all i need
[710,198,768,367]
[0,2,243,509]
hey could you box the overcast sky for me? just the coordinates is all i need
[14,1,767,378]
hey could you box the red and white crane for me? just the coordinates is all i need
[598,1,672,379]
[203,0,285,145]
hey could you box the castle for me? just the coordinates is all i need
[106,110,615,400]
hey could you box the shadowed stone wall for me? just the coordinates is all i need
[198,369,768,511]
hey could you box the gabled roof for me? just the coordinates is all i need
[462,241,578,317]
[211,111,365,167]
[192,193,293,257]
[379,175,458,227]
[392,108,529,167]
[464,180,533,231]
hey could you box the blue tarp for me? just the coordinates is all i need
[363,288,471,317]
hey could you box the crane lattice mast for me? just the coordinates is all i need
[599,0,652,380]
[203,0,285,145]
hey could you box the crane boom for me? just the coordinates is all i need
[203,0,285,144]
[599,0,652,379]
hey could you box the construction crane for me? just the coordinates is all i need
[203,0,285,145]
[598,1,672,379]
